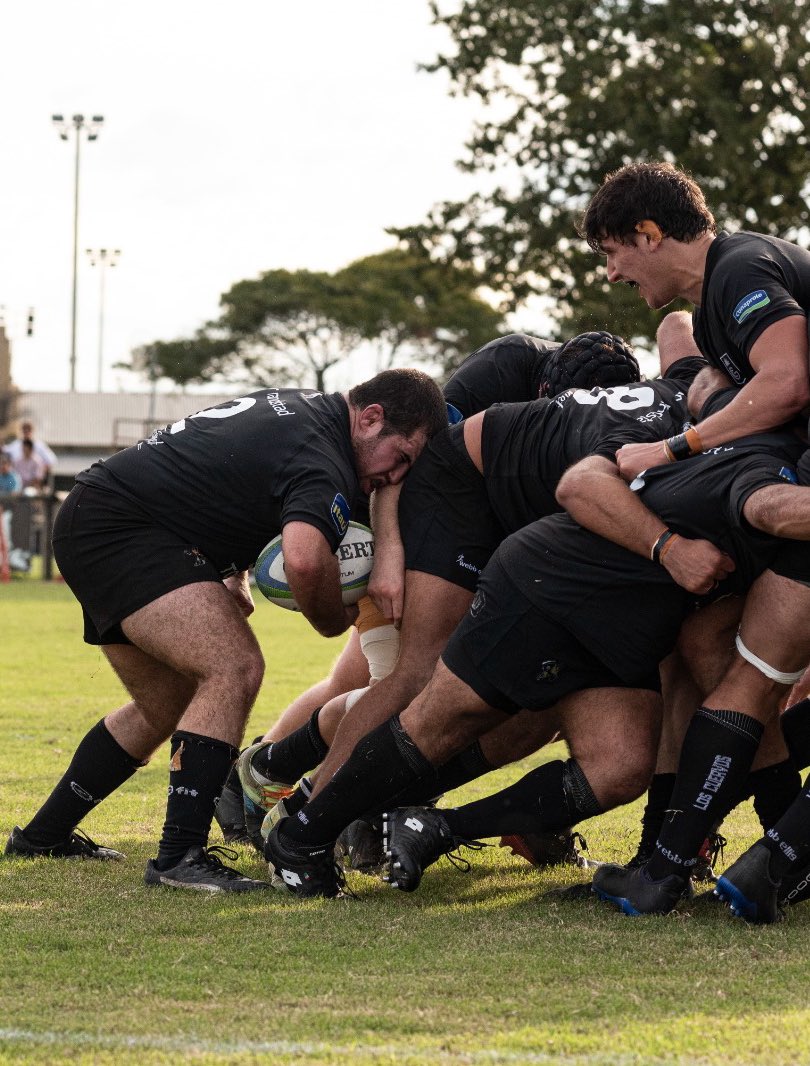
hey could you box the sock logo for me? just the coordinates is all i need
[693,755,731,811]
[70,781,95,804]
[404,816,424,833]
[281,868,303,887]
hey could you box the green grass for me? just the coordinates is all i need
[1,578,808,1065]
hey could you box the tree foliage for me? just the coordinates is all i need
[393,0,810,341]
[129,249,504,391]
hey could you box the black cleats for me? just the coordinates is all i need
[779,855,810,909]
[383,806,484,892]
[5,825,125,861]
[144,844,271,893]
[715,842,783,923]
[264,822,347,899]
[335,817,385,874]
[213,768,251,846]
[592,862,689,916]
[499,829,590,869]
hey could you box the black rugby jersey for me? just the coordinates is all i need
[443,333,558,417]
[482,358,704,534]
[77,389,360,575]
[693,231,810,385]
[499,427,804,683]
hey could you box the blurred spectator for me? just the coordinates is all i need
[13,440,47,490]
[0,451,22,494]
[6,421,56,482]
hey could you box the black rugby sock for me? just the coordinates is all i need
[781,699,810,769]
[24,719,142,847]
[282,715,433,846]
[631,773,677,864]
[250,708,328,785]
[646,707,763,881]
[760,773,810,881]
[376,740,495,811]
[155,731,238,870]
[441,759,602,840]
[746,759,802,831]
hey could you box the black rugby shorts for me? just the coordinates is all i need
[441,553,660,713]
[769,539,810,588]
[53,483,223,645]
[399,425,505,592]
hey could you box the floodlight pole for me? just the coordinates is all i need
[86,248,121,392]
[52,113,105,391]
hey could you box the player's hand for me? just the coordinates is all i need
[224,570,255,617]
[615,440,671,482]
[367,541,406,627]
[660,536,736,595]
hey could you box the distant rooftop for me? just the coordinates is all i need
[12,390,241,449]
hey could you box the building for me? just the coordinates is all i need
[7,390,239,490]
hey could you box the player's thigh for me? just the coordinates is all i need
[400,659,508,765]
[398,570,473,686]
[676,595,743,695]
[121,581,264,695]
[558,687,662,804]
[738,569,810,674]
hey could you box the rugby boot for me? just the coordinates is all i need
[336,817,386,874]
[592,861,688,916]
[500,829,591,869]
[264,821,347,899]
[778,854,810,909]
[237,742,296,814]
[212,767,250,845]
[714,842,783,923]
[144,844,271,893]
[383,806,485,892]
[692,832,727,882]
[5,825,125,861]
[260,774,317,841]
[237,742,295,852]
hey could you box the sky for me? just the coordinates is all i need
[1,1,490,394]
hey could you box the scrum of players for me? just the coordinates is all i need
[8,162,810,925]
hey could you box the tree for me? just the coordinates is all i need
[128,248,505,391]
[393,0,810,341]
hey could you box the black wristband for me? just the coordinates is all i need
[664,433,692,461]
[651,529,676,564]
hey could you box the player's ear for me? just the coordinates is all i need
[357,404,385,436]
[635,220,664,246]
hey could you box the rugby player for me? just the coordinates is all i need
[3,370,446,893]
[265,413,808,897]
[214,330,618,845]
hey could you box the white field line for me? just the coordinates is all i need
[0,1028,694,1065]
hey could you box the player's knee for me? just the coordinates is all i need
[223,647,265,706]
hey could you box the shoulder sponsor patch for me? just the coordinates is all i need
[779,466,798,485]
[733,289,771,324]
[330,493,350,536]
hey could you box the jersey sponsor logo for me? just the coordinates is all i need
[733,289,770,324]
[330,493,350,536]
[719,353,746,385]
[470,589,486,617]
[266,390,295,416]
[571,384,656,412]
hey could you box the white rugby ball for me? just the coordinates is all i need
[254,521,374,611]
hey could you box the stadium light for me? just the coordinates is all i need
[52,113,105,391]
[85,248,121,392]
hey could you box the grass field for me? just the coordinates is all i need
[1,578,809,1066]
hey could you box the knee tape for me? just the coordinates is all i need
[735,633,806,686]
[360,624,400,683]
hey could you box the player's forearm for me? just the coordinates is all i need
[691,373,808,451]
[557,456,666,557]
[744,484,810,539]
